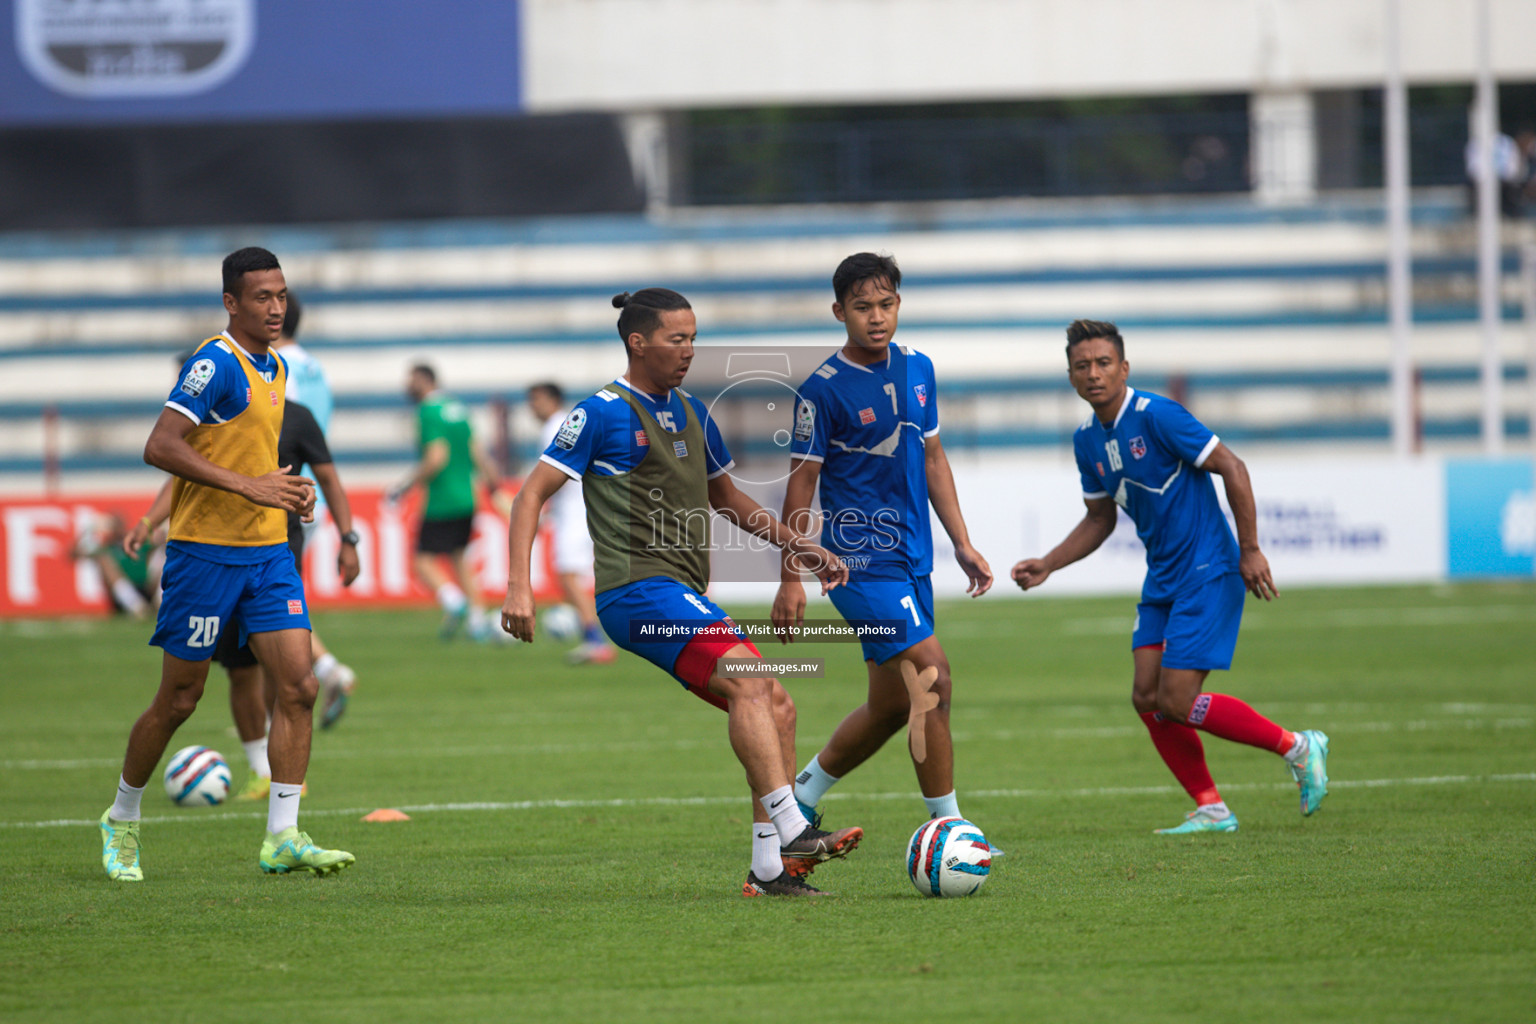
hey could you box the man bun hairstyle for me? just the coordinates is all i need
[833,252,901,304]
[613,288,692,355]
[222,246,281,298]
[1065,319,1125,360]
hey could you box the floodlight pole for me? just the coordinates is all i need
[1384,0,1414,457]
[1473,0,1503,454]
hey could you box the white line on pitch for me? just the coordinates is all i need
[7,716,1531,772]
[7,772,1534,830]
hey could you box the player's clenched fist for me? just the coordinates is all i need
[1010,558,1052,591]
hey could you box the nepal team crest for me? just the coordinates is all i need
[1129,436,1148,460]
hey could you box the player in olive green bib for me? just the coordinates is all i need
[501,289,864,897]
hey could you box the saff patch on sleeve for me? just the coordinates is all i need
[287,600,303,614]
[858,407,876,425]
[794,399,815,442]
[673,440,688,458]
[634,430,650,447]
[179,358,216,396]
[555,408,587,450]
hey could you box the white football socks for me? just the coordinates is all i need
[436,583,467,614]
[313,652,338,684]
[760,785,810,844]
[1197,800,1233,819]
[110,775,145,822]
[267,782,303,835]
[794,754,840,809]
[922,790,962,820]
[751,823,782,881]
[241,738,270,779]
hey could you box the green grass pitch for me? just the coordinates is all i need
[2,582,1533,1023]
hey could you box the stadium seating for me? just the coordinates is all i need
[0,189,1529,489]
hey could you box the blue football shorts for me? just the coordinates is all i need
[827,573,932,664]
[596,576,753,699]
[150,544,311,661]
[1131,571,1245,672]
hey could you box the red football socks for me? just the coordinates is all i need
[1188,693,1293,754]
[1139,711,1221,807]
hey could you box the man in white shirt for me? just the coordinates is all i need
[527,382,614,664]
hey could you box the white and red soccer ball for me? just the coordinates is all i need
[906,816,992,897]
[163,745,231,806]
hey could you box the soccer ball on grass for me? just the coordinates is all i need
[541,603,582,642]
[164,745,231,806]
[906,816,992,897]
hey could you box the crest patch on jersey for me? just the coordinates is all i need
[858,407,876,425]
[673,440,688,459]
[794,399,815,442]
[180,358,216,396]
[555,408,587,450]
[1129,436,1147,459]
[913,383,927,407]
[634,430,650,447]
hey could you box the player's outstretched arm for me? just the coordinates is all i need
[925,433,993,596]
[1201,442,1277,601]
[771,458,821,643]
[500,461,568,642]
[310,462,360,587]
[709,473,848,596]
[1011,497,1119,591]
[143,409,314,512]
[124,477,174,558]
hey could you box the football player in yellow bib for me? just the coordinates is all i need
[99,248,354,881]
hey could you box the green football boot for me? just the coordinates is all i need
[99,810,143,882]
[259,827,355,875]
[1155,806,1239,835]
[1289,729,1330,816]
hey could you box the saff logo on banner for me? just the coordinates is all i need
[17,0,255,98]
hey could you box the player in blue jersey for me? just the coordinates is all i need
[271,293,358,726]
[773,253,995,837]
[1011,320,1329,834]
[98,248,353,880]
[501,289,862,897]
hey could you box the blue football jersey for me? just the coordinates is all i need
[539,378,734,482]
[164,332,285,428]
[790,346,939,581]
[1073,388,1238,602]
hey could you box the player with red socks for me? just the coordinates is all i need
[500,288,862,893]
[1012,320,1329,834]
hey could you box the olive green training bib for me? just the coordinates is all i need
[584,385,712,595]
